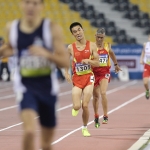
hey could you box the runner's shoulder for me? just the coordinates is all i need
[67,44,73,54]
[90,42,97,51]
[67,44,73,50]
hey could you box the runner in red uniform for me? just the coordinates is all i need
[65,22,99,136]
[72,40,95,88]
[140,34,150,99]
[93,28,121,128]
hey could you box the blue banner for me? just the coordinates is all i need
[112,45,143,55]
[111,44,144,79]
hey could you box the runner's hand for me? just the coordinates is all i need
[114,65,122,74]
[29,45,50,58]
[64,72,72,83]
[81,59,89,64]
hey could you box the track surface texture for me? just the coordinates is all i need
[0,80,149,150]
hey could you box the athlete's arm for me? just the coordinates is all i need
[0,22,14,58]
[64,45,72,83]
[29,22,69,68]
[82,42,99,67]
[109,43,122,73]
[51,22,70,68]
[140,43,145,65]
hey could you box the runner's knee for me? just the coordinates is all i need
[143,78,149,84]
[24,129,35,139]
[93,94,99,101]
[144,80,148,85]
[73,104,81,110]
[101,91,106,96]
[82,103,88,110]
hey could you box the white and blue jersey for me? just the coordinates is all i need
[9,19,59,127]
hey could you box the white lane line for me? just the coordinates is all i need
[0,91,73,111]
[0,87,13,93]
[0,105,17,112]
[52,92,145,145]
[0,104,74,132]
[0,94,15,100]
[0,123,23,132]
[0,105,73,132]
[0,83,12,88]
[128,129,150,150]
[57,104,72,111]
[0,80,137,111]
[0,82,70,98]
[107,80,138,94]
[58,90,72,96]
[0,82,69,92]
[59,82,70,87]
[0,90,72,111]
[0,80,138,132]
[0,90,72,101]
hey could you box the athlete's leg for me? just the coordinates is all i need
[40,127,55,150]
[72,86,82,111]
[93,85,100,128]
[38,94,57,150]
[20,109,37,150]
[93,85,100,116]
[81,84,94,136]
[82,84,94,126]
[99,79,109,116]
[143,77,149,99]
[143,77,149,91]
[143,64,150,99]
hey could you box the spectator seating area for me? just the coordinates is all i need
[0,0,149,44]
[60,0,140,44]
[130,0,150,15]
[101,0,150,35]
[0,0,113,45]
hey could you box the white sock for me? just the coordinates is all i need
[82,126,87,129]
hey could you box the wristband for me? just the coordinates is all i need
[114,64,118,66]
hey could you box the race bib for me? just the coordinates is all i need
[146,55,150,64]
[75,63,92,75]
[99,54,108,67]
[20,56,51,77]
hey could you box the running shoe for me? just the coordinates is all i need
[82,128,91,137]
[94,117,100,128]
[72,109,79,116]
[145,90,149,99]
[102,116,108,124]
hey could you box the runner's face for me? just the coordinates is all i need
[20,0,43,20]
[96,33,105,44]
[71,26,84,41]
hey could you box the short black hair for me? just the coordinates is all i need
[69,22,83,33]
[96,28,105,34]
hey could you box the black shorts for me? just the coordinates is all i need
[18,90,57,128]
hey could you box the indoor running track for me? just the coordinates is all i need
[0,80,150,150]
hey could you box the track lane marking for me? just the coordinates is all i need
[0,81,138,132]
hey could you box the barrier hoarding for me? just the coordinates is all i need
[111,45,143,79]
